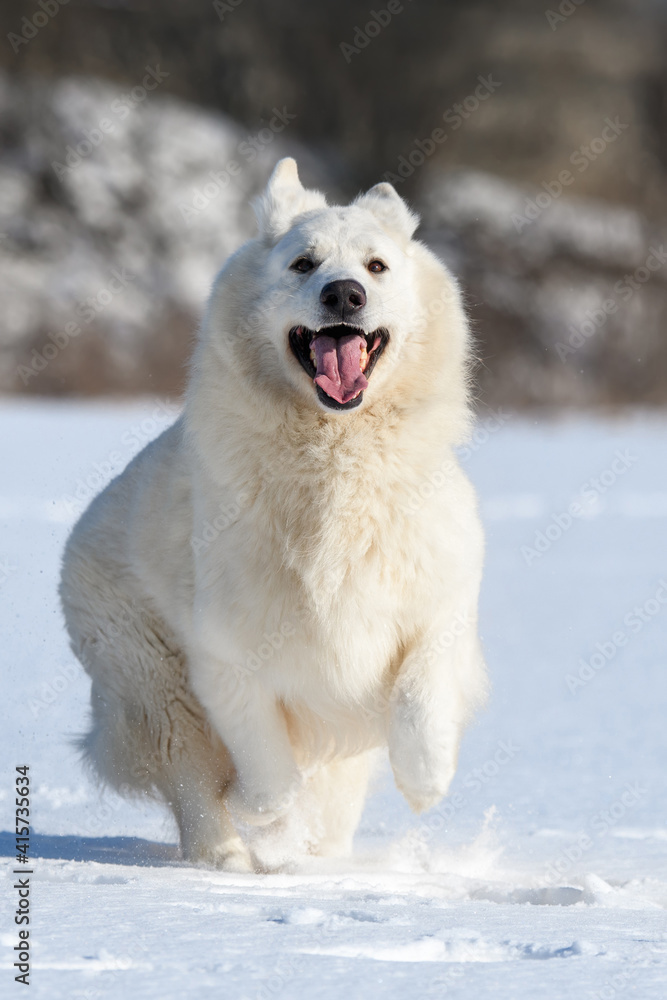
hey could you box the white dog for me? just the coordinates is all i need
[60,158,487,871]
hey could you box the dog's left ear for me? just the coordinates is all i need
[253,158,327,241]
[355,183,420,242]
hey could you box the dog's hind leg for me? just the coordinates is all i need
[63,572,251,871]
[138,672,251,871]
[163,757,251,872]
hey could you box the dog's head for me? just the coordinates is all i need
[203,158,468,418]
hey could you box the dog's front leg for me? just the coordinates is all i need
[190,651,302,826]
[387,624,485,813]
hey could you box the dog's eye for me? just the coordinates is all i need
[290,257,314,273]
[368,260,387,274]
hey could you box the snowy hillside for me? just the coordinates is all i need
[2,400,666,998]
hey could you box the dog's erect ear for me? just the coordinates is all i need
[355,182,420,242]
[253,158,327,241]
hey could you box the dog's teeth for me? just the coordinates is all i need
[309,350,315,361]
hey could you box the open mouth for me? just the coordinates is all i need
[289,324,389,411]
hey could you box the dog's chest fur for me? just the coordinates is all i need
[191,409,439,714]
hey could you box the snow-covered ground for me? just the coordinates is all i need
[2,399,666,999]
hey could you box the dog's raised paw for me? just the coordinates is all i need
[389,736,457,814]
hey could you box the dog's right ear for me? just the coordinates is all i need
[253,158,327,241]
[355,183,420,243]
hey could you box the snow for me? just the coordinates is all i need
[2,399,667,998]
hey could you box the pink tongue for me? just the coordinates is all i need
[310,333,368,404]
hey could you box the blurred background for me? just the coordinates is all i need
[1,0,666,408]
[4,5,667,987]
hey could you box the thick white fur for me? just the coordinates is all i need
[60,158,487,871]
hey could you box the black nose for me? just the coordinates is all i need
[320,279,367,321]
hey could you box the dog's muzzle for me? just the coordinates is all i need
[289,324,389,411]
